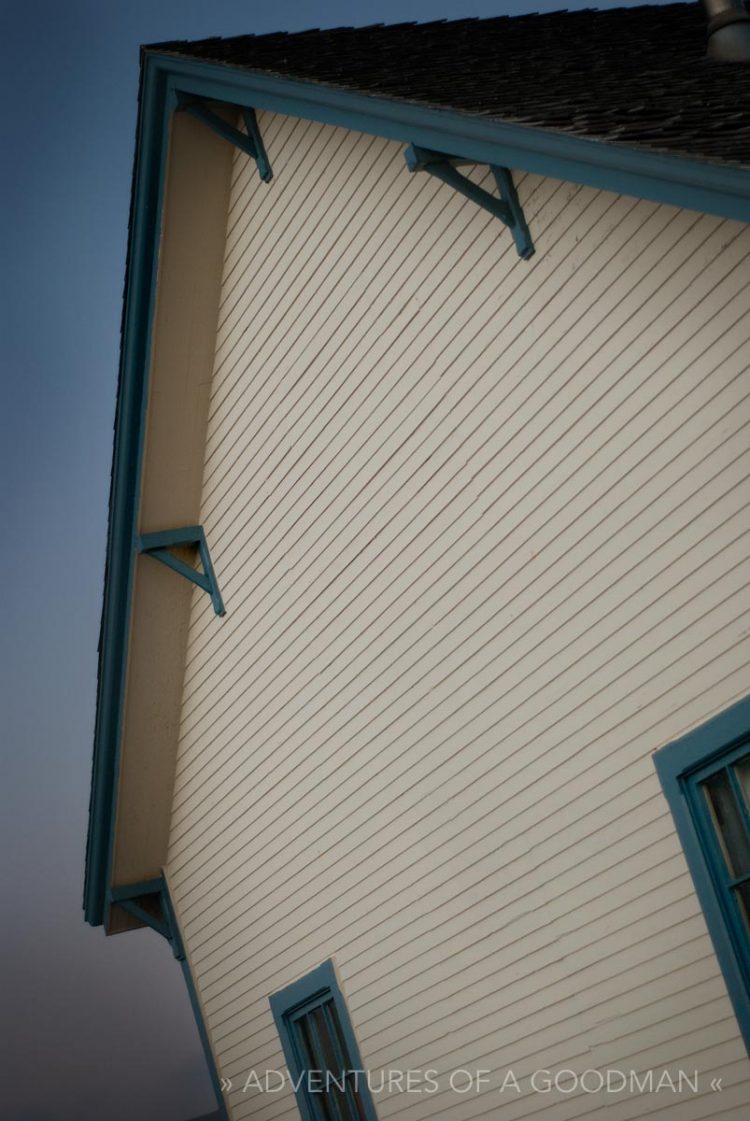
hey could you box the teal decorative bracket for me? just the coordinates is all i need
[404,144,533,260]
[177,94,272,182]
[109,878,184,960]
[110,877,229,1120]
[138,525,225,616]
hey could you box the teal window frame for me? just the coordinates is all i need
[269,960,378,1121]
[654,693,750,1054]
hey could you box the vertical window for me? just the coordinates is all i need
[654,694,750,1053]
[270,960,378,1121]
[698,753,750,937]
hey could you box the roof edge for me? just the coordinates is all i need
[147,51,750,222]
[84,60,172,927]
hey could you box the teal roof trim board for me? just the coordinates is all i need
[84,44,750,928]
[83,60,172,927]
[156,55,750,223]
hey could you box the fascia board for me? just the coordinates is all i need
[152,52,750,224]
[84,62,173,927]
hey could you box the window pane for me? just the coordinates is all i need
[298,1014,320,1070]
[297,1016,338,1121]
[328,1004,367,1121]
[296,1007,353,1121]
[703,769,750,878]
[313,1004,358,1121]
[296,1002,369,1121]
[736,756,750,808]
[734,881,750,938]
[325,1002,367,1121]
[312,1003,342,1078]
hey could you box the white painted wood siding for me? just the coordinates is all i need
[166,109,750,1121]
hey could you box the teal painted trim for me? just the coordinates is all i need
[655,695,750,776]
[178,95,273,181]
[492,166,534,260]
[144,548,211,590]
[653,694,750,1056]
[404,144,533,259]
[270,959,337,1018]
[179,959,230,1121]
[161,880,230,1121]
[160,882,185,961]
[138,525,226,617]
[83,60,173,928]
[242,106,272,183]
[405,144,513,225]
[108,876,228,1119]
[109,878,163,902]
[109,878,176,946]
[270,960,379,1121]
[117,898,171,940]
[147,53,750,224]
[136,525,204,550]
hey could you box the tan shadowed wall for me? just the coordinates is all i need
[109,106,235,929]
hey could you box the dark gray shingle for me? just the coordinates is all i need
[148,4,750,169]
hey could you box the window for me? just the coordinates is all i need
[269,960,378,1121]
[654,694,750,1052]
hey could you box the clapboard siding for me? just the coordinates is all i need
[166,108,750,1121]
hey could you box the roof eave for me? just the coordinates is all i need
[84,58,172,928]
[150,51,750,222]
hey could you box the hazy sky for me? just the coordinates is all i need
[1,1,687,1118]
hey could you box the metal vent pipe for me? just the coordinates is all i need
[702,0,750,61]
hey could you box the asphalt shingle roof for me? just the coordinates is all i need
[150,3,750,169]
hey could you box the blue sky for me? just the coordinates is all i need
[0,1,687,1118]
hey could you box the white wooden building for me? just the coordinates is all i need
[85,5,750,1120]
